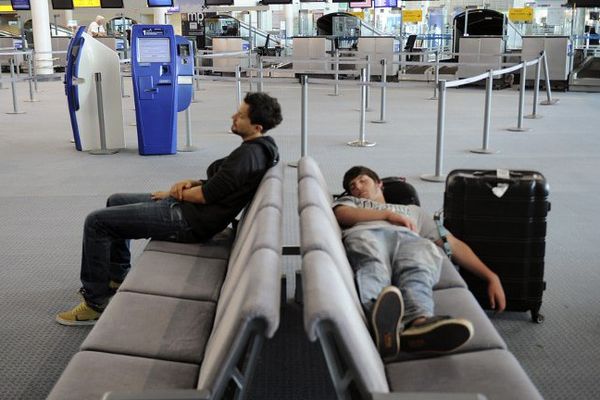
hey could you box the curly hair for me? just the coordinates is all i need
[342,166,381,193]
[244,92,283,133]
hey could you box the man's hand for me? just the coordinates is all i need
[386,211,417,232]
[488,274,506,313]
[169,180,198,201]
[151,191,169,201]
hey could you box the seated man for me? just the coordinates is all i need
[333,166,505,360]
[57,92,282,326]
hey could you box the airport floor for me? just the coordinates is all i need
[1,75,599,399]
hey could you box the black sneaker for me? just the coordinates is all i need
[371,286,404,360]
[401,315,474,354]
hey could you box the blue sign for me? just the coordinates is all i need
[10,0,31,10]
[374,0,397,7]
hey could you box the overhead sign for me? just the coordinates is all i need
[0,5,15,11]
[509,7,534,23]
[402,9,423,23]
[74,0,101,7]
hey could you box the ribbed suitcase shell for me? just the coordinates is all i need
[443,169,550,323]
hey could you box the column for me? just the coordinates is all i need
[31,0,54,75]
[153,7,168,25]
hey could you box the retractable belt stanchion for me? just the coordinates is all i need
[329,49,340,96]
[24,52,38,102]
[288,75,309,168]
[372,58,387,124]
[429,50,440,100]
[525,56,542,119]
[248,50,253,92]
[348,68,376,147]
[421,80,447,182]
[471,69,498,154]
[540,51,558,105]
[258,55,264,93]
[508,62,531,132]
[235,64,242,108]
[178,106,197,152]
[89,72,118,155]
[6,58,25,115]
[365,55,372,111]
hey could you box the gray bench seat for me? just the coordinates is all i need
[297,156,542,400]
[48,164,284,400]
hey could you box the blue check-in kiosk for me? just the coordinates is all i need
[131,25,178,155]
[65,26,125,152]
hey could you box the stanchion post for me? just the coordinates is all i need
[421,80,447,182]
[235,64,242,109]
[365,55,371,110]
[372,58,387,124]
[258,55,264,93]
[507,62,531,132]
[540,51,558,105]
[32,50,38,92]
[6,58,25,114]
[429,50,440,100]
[471,69,498,154]
[525,57,542,119]
[288,75,309,168]
[25,52,37,102]
[248,49,253,92]
[348,68,376,147]
[178,106,197,152]
[329,48,340,96]
[89,72,118,155]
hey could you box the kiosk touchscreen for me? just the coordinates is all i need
[131,25,178,155]
[64,26,125,152]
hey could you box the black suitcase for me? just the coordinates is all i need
[443,169,550,323]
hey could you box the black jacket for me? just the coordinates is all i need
[180,135,279,240]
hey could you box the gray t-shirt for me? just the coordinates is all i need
[332,195,441,241]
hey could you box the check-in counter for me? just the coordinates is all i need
[357,36,400,77]
[212,37,249,73]
[521,35,569,82]
[458,35,505,78]
[292,36,333,74]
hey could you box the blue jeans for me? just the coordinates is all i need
[343,227,442,325]
[80,193,197,310]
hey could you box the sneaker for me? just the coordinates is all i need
[56,301,102,326]
[400,316,474,353]
[371,286,404,360]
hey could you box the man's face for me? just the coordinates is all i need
[348,174,383,201]
[231,102,259,138]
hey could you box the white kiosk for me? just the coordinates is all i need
[65,27,124,152]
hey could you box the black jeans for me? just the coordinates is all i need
[80,193,196,310]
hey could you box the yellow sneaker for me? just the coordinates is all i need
[56,301,101,326]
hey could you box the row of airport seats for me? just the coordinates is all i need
[47,163,284,400]
[297,156,544,400]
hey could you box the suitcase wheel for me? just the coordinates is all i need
[531,309,544,324]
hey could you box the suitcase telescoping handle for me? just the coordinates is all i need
[472,170,523,184]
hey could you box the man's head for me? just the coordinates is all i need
[95,15,105,24]
[231,92,282,140]
[343,166,385,203]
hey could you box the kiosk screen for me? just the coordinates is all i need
[177,44,190,57]
[137,38,171,63]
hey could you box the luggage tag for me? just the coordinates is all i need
[491,169,510,198]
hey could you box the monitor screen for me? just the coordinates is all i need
[137,38,171,63]
[100,0,123,7]
[331,0,349,2]
[262,0,293,3]
[205,0,234,5]
[10,0,31,10]
[51,0,74,9]
[300,0,326,2]
[374,0,397,7]
[146,0,173,7]
[349,0,372,8]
